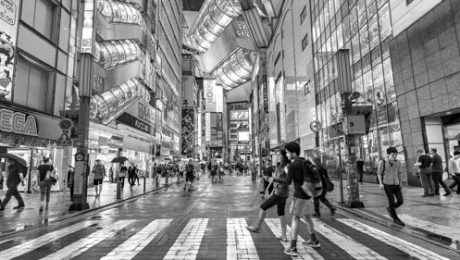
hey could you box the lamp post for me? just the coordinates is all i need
[69,0,95,211]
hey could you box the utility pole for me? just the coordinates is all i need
[70,0,95,211]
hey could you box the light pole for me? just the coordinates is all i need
[69,0,95,211]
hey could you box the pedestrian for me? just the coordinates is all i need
[128,163,139,186]
[377,147,405,226]
[118,162,127,189]
[210,163,217,182]
[357,157,364,184]
[109,166,114,183]
[0,158,25,211]
[430,148,451,196]
[184,159,195,191]
[284,142,321,257]
[312,159,336,217]
[247,149,290,242]
[37,158,56,212]
[67,165,75,201]
[92,160,105,198]
[415,149,435,197]
[448,151,460,193]
[260,160,274,198]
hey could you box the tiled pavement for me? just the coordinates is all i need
[0,176,176,235]
[0,175,459,259]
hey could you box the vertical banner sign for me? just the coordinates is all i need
[204,79,216,112]
[0,0,20,101]
[81,0,96,55]
[205,113,211,142]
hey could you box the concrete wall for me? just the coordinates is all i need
[390,0,460,182]
[390,0,442,37]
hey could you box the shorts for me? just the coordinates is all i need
[93,178,103,185]
[289,197,313,217]
[260,194,287,216]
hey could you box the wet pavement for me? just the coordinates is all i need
[328,178,460,250]
[0,176,175,235]
[0,175,458,259]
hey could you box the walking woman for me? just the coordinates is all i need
[247,149,290,241]
[312,158,336,217]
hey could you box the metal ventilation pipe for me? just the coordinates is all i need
[187,0,243,52]
[213,48,258,89]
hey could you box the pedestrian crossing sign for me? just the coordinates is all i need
[57,133,72,146]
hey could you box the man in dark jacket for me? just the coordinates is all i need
[430,148,450,196]
[312,159,336,217]
[0,159,25,211]
[415,150,434,197]
[283,142,320,257]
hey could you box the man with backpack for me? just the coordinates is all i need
[284,142,320,257]
[377,147,405,226]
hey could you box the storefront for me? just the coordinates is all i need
[0,106,64,192]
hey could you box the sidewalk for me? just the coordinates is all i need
[0,175,182,235]
[327,179,460,249]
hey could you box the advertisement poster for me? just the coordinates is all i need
[0,0,20,101]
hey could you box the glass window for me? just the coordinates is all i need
[368,15,379,50]
[349,7,359,36]
[14,55,55,113]
[371,44,382,67]
[383,58,396,102]
[357,0,367,28]
[363,70,373,103]
[59,10,70,52]
[34,0,58,41]
[351,34,361,62]
[301,33,309,51]
[381,37,390,59]
[378,4,392,40]
[367,0,378,18]
[362,52,371,72]
[54,73,66,116]
[300,6,307,24]
[336,23,344,49]
[359,25,370,56]
[342,16,351,42]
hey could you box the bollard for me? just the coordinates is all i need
[165,174,169,186]
[116,179,121,199]
[143,176,146,193]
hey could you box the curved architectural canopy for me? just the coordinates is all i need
[96,0,142,24]
[213,48,258,89]
[90,78,150,124]
[93,39,142,69]
[184,0,243,52]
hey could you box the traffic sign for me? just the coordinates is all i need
[59,118,74,131]
[57,133,73,146]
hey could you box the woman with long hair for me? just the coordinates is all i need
[247,149,290,241]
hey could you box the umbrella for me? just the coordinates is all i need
[111,156,128,163]
[0,153,27,167]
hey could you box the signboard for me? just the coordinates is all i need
[0,108,38,136]
[81,0,96,55]
[57,133,72,146]
[116,112,152,134]
[230,110,249,121]
[0,0,20,101]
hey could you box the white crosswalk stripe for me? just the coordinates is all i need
[40,220,136,260]
[306,218,388,260]
[338,218,451,260]
[265,218,324,260]
[101,219,172,260]
[227,218,259,260]
[0,221,97,260]
[163,218,208,260]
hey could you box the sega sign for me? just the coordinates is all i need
[0,108,38,136]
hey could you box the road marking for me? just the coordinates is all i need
[41,220,136,260]
[227,218,259,260]
[306,219,388,260]
[265,218,324,260]
[0,221,96,260]
[101,219,172,260]
[386,213,460,249]
[338,219,450,260]
[163,218,208,260]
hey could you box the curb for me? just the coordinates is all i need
[0,182,181,238]
[332,201,460,253]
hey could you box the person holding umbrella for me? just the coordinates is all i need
[0,158,25,211]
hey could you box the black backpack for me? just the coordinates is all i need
[300,159,323,198]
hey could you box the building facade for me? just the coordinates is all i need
[390,0,460,184]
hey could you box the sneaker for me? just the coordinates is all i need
[13,205,25,210]
[303,239,321,248]
[283,247,298,257]
[312,212,321,218]
[246,226,259,233]
[393,218,405,226]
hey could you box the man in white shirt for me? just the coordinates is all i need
[448,151,460,194]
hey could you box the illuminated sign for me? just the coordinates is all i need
[230,110,249,121]
[81,0,95,54]
[0,108,38,136]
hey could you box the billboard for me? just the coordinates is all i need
[203,79,223,113]
[238,131,250,142]
[0,0,20,101]
[230,110,249,121]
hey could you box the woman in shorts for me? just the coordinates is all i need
[246,149,290,241]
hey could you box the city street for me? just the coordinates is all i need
[0,175,458,260]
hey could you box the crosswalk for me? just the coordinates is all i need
[0,217,454,260]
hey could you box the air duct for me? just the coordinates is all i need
[186,0,243,52]
[213,48,258,89]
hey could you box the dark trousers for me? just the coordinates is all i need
[431,172,450,195]
[313,190,334,214]
[383,184,403,219]
[357,168,364,183]
[1,185,25,208]
[119,177,125,189]
[448,173,460,193]
[69,184,74,201]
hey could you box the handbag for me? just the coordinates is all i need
[325,178,334,192]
